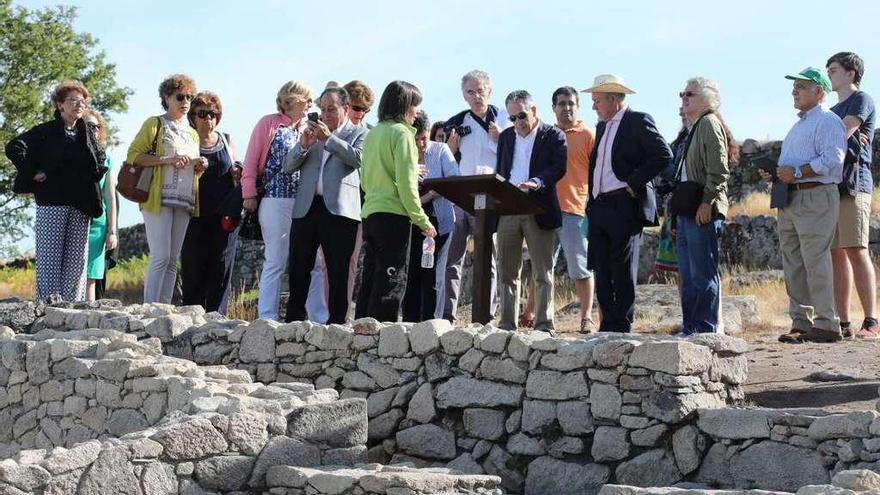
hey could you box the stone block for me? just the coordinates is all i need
[287,398,368,448]
[729,440,830,492]
[77,445,141,495]
[521,400,556,434]
[397,424,457,459]
[615,448,682,488]
[832,470,880,491]
[590,382,622,421]
[697,408,775,439]
[152,417,228,460]
[808,411,878,440]
[525,370,588,400]
[226,413,269,455]
[557,400,593,436]
[631,423,669,447]
[248,437,320,488]
[524,457,610,495]
[479,356,527,384]
[507,432,545,455]
[672,424,706,475]
[239,321,277,363]
[406,383,436,423]
[592,426,630,462]
[628,341,712,375]
[435,376,522,408]
[195,455,254,491]
[409,319,450,355]
[463,408,507,440]
[440,326,479,355]
[378,324,410,357]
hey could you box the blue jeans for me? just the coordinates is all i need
[676,215,724,333]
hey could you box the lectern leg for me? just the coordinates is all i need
[472,194,492,325]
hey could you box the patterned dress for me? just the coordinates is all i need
[261,126,300,198]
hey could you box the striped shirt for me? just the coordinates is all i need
[778,104,846,185]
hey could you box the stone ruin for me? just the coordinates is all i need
[4,298,880,494]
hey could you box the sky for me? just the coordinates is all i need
[11,0,880,252]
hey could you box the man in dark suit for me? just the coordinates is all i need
[583,75,673,333]
[282,86,368,324]
[495,90,567,332]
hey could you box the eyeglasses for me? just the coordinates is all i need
[508,111,529,122]
[196,109,220,120]
[65,98,88,107]
[679,91,696,98]
[351,105,370,113]
[175,93,194,102]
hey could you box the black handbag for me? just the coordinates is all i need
[669,111,713,219]
[238,209,262,242]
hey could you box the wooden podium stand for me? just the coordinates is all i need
[423,174,545,324]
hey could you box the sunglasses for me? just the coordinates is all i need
[679,91,696,98]
[508,111,529,122]
[351,105,370,113]
[196,109,220,119]
[175,93,195,102]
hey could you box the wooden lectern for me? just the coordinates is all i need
[423,174,545,324]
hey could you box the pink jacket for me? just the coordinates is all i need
[241,112,303,199]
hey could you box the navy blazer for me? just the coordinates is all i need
[495,122,567,230]
[587,108,672,228]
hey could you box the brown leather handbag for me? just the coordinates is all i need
[117,117,160,203]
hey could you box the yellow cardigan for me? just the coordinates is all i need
[126,116,201,217]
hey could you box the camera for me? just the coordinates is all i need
[308,112,320,123]
[455,125,472,137]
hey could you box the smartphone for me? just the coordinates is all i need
[308,112,320,123]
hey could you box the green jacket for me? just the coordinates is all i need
[360,120,430,229]
[684,113,729,217]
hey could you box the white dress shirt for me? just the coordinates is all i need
[593,106,629,197]
[458,108,511,175]
[509,125,538,186]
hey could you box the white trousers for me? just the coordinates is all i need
[257,197,327,321]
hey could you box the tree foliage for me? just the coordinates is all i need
[0,0,131,256]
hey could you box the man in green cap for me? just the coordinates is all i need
[759,66,847,343]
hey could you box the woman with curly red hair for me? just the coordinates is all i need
[126,74,208,304]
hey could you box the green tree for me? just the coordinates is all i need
[0,0,131,256]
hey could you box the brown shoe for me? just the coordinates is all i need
[778,329,805,343]
[580,317,596,334]
[801,327,842,343]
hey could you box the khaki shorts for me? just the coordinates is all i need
[832,192,871,249]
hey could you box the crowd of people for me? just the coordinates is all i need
[4,51,876,342]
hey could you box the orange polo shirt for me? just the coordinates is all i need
[556,121,595,216]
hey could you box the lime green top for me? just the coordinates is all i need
[360,120,430,229]
[126,116,201,216]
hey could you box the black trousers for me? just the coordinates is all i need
[286,197,359,324]
[355,212,411,322]
[180,215,236,313]
[587,193,642,332]
[402,219,449,322]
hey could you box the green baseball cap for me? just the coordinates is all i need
[785,67,832,92]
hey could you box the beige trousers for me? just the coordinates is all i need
[497,214,556,331]
[777,184,841,332]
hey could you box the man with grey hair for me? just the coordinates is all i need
[760,67,846,343]
[441,70,511,323]
[584,74,672,333]
[494,90,566,332]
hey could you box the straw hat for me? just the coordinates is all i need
[581,74,636,94]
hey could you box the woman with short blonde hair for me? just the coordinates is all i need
[241,80,316,320]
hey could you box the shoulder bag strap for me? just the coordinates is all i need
[674,110,713,182]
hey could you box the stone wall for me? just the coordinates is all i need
[0,303,506,494]
[149,315,744,494]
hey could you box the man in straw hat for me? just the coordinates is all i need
[759,67,846,344]
[583,74,672,333]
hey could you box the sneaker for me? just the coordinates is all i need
[856,319,880,339]
[801,327,843,343]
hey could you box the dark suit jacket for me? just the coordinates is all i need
[495,122,567,231]
[587,108,673,228]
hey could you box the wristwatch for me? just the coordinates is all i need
[794,165,803,180]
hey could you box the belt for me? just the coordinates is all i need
[594,188,631,201]
[787,182,825,191]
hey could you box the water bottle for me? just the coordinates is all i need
[421,237,435,269]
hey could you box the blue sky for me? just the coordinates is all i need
[12,0,880,251]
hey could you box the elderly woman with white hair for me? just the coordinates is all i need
[673,76,739,335]
[241,80,316,321]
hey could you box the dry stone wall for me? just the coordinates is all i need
[0,303,506,494]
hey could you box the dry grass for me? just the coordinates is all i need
[727,192,774,217]
[227,287,258,321]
